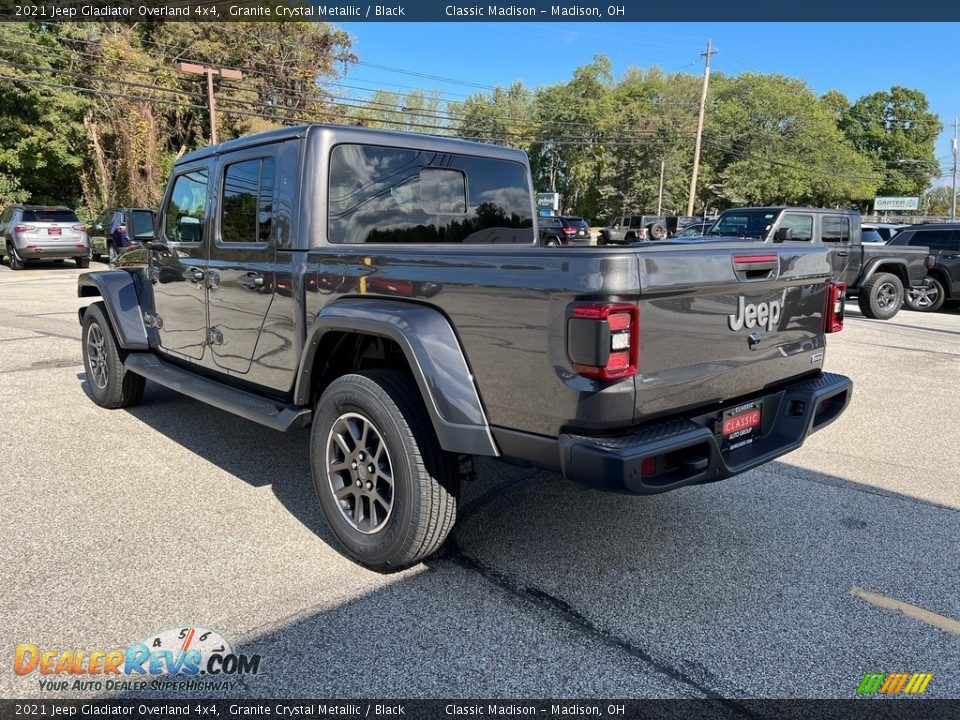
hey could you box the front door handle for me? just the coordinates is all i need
[238,272,265,289]
[835,251,849,257]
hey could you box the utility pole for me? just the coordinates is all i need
[656,159,665,216]
[686,39,716,217]
[175,62,243,145]
[951,117,958,221]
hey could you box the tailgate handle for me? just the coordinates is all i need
[733,253,779,282]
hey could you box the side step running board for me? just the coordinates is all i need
[124,353,311,432]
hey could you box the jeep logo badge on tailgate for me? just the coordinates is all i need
[728,296,781,332]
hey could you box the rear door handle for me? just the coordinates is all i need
[238,272,265,289]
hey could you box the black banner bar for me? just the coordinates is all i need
[0,700,958,720]
[0,0,958,22]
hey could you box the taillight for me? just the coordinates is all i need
[14,224,35,233]
[563,226,576,234]
[925,255,936,269]
[116,225,128,234]
[825,281,845,333]
[71,224,86,231]
[568,303,639,380]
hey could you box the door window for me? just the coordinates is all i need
[778,214,813,242]
[220,158,275,244]
[907,229,953,251]
[822,216,850,243]
[164,169,209,244]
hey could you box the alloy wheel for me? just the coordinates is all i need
[86,323,109,389]
[325,412,394,534]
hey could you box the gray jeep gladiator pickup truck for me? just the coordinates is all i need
[77,125,852,570]
[707,207,930,320]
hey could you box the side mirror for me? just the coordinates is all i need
[774,227,793,243]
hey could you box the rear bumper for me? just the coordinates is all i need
[556,372,852,494]
[14,243,89,260]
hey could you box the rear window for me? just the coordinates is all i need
[565,218,589,229]
[906,229,957,251]
[21,210,79,223]
[328,144,533,244]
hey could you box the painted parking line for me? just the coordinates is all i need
[851,585,960,636]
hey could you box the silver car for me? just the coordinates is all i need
[0,205,91,270]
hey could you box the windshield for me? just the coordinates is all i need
[678,223,707,237]
[709,210,777,240]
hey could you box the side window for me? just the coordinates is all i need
[220,157,275,244]
[822,215,850,243]
[950,231,960,252]
[328,144,533,244]
[778,214,813,242]
[908,230,950,251]
[164,169,209,244]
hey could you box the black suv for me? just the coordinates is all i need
[538,215,591,246]
[888,224,960,312]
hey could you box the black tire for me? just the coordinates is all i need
[857,272,903,320]
[625,231,637,242]
[310,369,458,571]
[107,244,118,268]
[92,252,101,262]
[7,243,24,270]
[648,222,668,240]
[545,237,559,247]
[81,302,145,409]
[75,256,90,268]
[597,232,607,246]
[904,276,946,312]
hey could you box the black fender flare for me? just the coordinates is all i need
[77,270,152,350]
[857,258,910,288]
[294,298,498,457]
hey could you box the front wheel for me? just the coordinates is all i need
[81,302,145,408]
[545,238,559,247]
[904,276,945,312]
[857,272,903,320]
[310,369,459,571]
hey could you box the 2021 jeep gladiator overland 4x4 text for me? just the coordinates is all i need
[78,125,852,570]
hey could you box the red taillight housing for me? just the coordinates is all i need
[14,224,35,233]
[568,303,639,380]
[825,281,845,333]
[71,224,86,231]
[562,226,576,234]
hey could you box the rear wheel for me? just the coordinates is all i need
[7,243,24,270]
[107,244,118,268]
[857,272,903,320]
[75,256,90,268]
[545,237,559,247]
[81,302,145,409]
[310,369,459,571]
[904,276,945,312]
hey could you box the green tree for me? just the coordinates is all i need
[840,86,942,197]
[925,185,956,216]
[704,73,879,208]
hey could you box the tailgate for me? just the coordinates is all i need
[632,241,832,423]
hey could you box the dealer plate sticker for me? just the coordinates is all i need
[722,401,761,448]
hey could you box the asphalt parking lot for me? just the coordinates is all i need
[2,261,958,699]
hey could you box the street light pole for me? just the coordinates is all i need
[175,62,243,145]
[951,117,958,222]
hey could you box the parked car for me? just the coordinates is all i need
[599,214,696,244]
[675,221,714,238]
[706,206,929,320]
[0,205,90,270]
[538,215,591,246]
[888,224,960,312]
[863,222,910,243]
[88,208,156,267]
[77,124,851,571]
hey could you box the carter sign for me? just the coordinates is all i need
[728,296,781,332]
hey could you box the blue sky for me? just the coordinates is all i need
[341,22,958,185]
